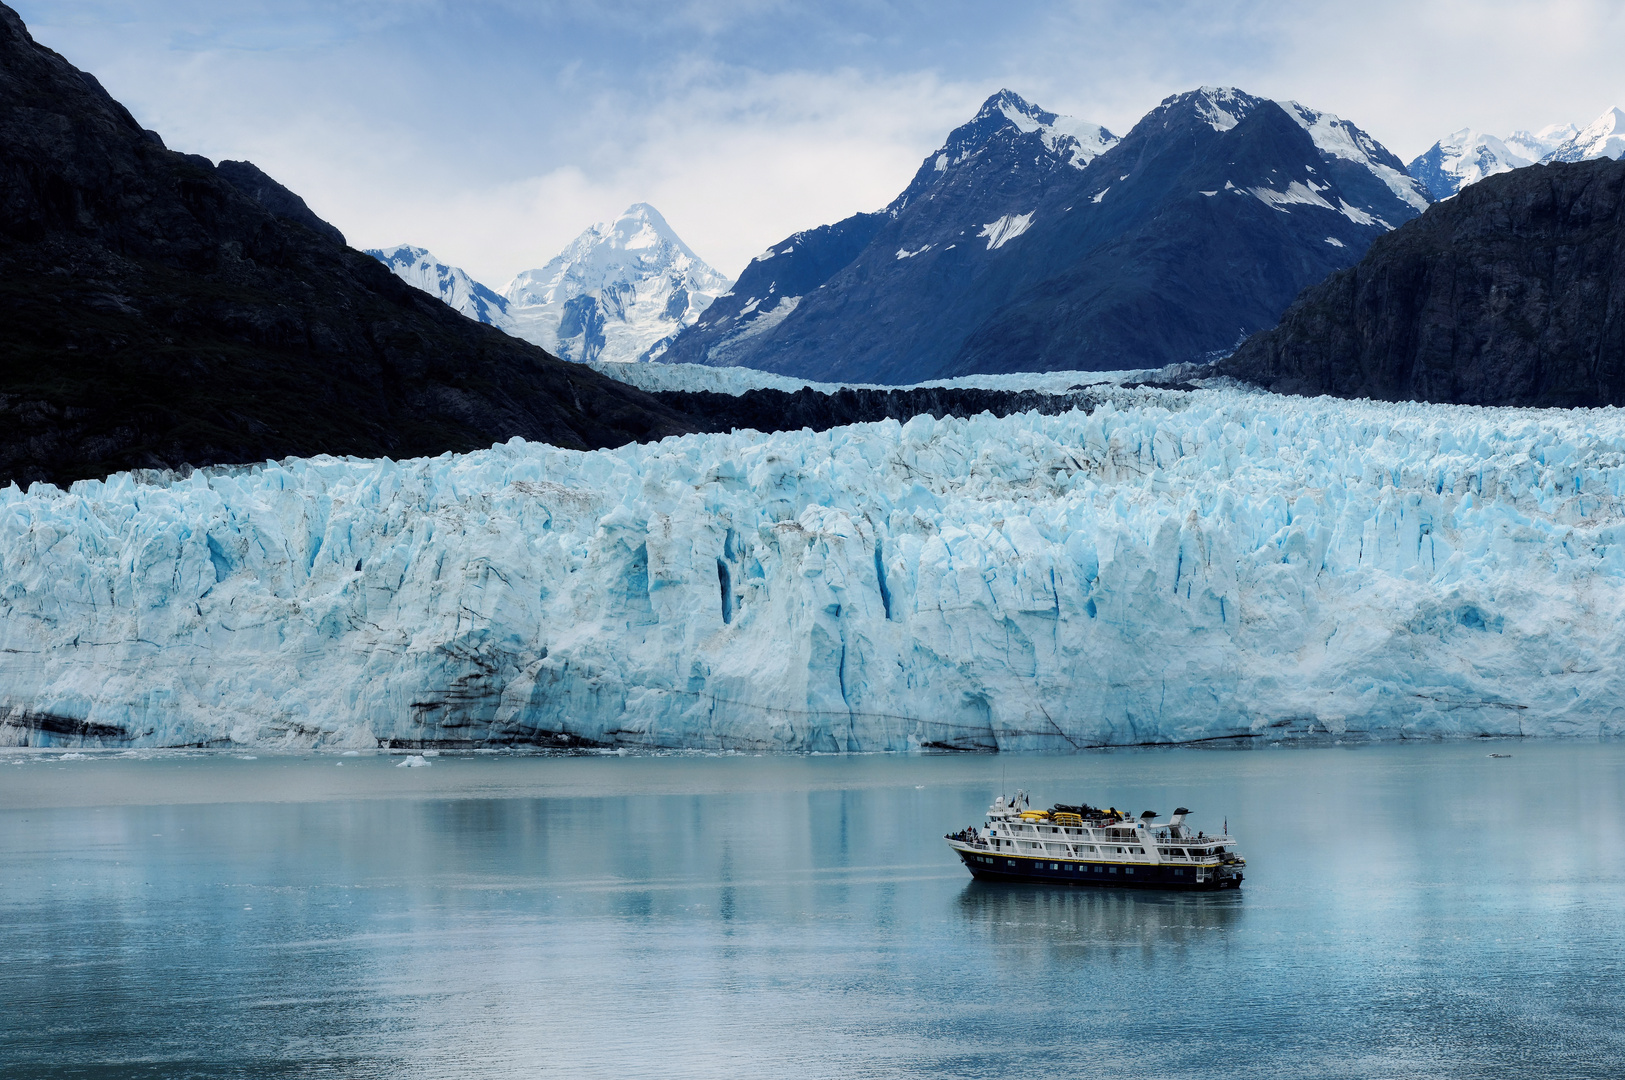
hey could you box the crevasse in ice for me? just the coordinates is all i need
[4,388,1625,749]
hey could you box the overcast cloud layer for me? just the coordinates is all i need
[18,1,1625,285]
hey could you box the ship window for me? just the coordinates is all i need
[1050,863,1058,870]
[1174,869,1184,876]
[1007,860,1016,867]
[1109,866,1118,873]
[1125,867,1134,874]
[1064,864,1073,871]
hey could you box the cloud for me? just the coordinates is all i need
[15,0,1625,289]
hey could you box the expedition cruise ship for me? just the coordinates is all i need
[946,792,1245,890]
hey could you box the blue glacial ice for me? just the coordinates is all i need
[4,387,1625,749]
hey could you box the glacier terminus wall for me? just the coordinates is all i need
[4,389,1625,749]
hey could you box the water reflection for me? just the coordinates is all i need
[956,879,1245,953]
[2,744,1623,1079]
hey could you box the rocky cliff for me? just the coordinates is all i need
[1223,159,1625,407]
[0,3,696,488]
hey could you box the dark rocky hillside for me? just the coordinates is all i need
[0,4,698,488]
[652,383,1104,436]
[1222,159,1625,406]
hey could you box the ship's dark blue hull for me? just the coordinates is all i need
[954,847,1242,890]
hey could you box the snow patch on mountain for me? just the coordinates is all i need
[978,212,1034,249]
[1282,102,1431,212]
[1173,91,1429,213]
[703,295,801,364]
[1192,86,1245,131]
[366,245,511,328]
[502,204,731,364]
[1247,180,1336,214]
[586,361,1136,396]
[6,390,1625,750]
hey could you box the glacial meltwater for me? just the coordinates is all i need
[2,743,1622,1079]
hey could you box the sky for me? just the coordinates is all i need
[16,1,1625,286]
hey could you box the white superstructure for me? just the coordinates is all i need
[947,792,1245,889]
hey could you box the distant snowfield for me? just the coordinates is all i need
[5,384,1625,750]
[587,360,1134,396]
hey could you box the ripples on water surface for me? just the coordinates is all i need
[2,744,1622,1078]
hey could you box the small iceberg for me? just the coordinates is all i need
[397,755,431,768]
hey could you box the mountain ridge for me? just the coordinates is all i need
[662,86,1429,384]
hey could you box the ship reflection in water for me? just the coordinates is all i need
[956,877,1245,954]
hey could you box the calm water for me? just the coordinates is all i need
[2,743,1623,1079]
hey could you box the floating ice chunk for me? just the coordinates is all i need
[397,756,431,768]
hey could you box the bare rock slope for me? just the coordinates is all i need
[1224,159,1625,407]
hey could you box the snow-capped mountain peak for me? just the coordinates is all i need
[366,244,511,328]
[1545,106,1625,163]
[1506,123,1578,162]
[1404,128,1536,200]
[1411,110,1625,200]
[502,204,731,364]
[1279,100,1431,212]
[890,89,1116,212]
[664,84,1429,384]
[1188,85,1257,131]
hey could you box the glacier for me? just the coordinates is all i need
[5,387,1625,750]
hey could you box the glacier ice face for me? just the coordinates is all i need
[503,203,732,364]
[5,389,1625,750]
